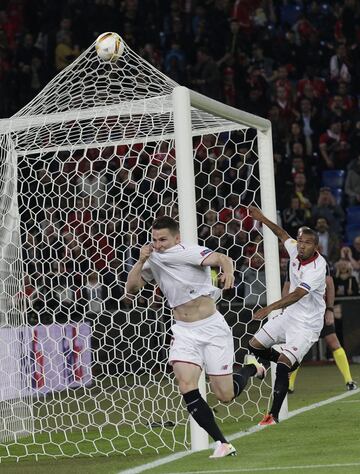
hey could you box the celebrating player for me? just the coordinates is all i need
[248,206,327,425]
[126,215,265,458]
[285,228,357,393]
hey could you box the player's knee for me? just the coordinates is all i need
[278,353,293,369]
[325,334,340,351]
[249,337,261,349]
[214,388,233,403]
[248,338,265,357]
[177,380,198,394]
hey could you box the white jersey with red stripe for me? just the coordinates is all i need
[141,244,221,308]
[284,238,326,331]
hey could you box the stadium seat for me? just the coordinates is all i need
[321,170,346,188]
[346,206,360,226]
[331,187,343,206]
[346,224,360,243]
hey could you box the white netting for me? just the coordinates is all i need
[0,37,272,461]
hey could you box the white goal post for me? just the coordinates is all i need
[174,86,285,450]
[0,37,285,461]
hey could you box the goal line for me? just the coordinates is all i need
[118,388,360,474]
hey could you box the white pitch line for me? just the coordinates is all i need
[118,388,359,474]
[165,462,360,473]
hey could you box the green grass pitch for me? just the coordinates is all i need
[1,363,359,474]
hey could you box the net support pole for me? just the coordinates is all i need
[172,86,209,451]
[257,128,288,420]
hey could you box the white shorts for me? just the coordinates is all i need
[169,311,234,376]
[254,312,320,365]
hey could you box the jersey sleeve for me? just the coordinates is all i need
[284,238,298,258]
[141,261,154,283]
[298,261,326,293]
[183,246,214,266]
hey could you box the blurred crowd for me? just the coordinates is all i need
[1,0,360,326]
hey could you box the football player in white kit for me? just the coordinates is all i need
[248,206,327,426]
[126,215,265,458]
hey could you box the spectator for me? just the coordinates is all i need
[189,47,221,100]
[79,271,106,319]
[326,94,352,132]
[334,259,359,297]
[319,118,349,170]
[312,187,345,236]
[284,172,314,218]
[296,65,328,102]
[244,66,269,116]
[315,217,341,265]
[164,41,186,82]
[336,81,356,111]
[298,97,320,157]
[350,235,360,263]
[282,196,308,238]
[344,154,360,205]
[285,122,306,157]
[55,33,80,71]
[240,252,267,308]
[219,194,253,232]
[330,43,352,85]
[339,245,360,275]
[250,43,274,81]
[274,84,295,123]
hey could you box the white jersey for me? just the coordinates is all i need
[141,244,221,308]
[283,238,326,331]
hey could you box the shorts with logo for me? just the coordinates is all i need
[254,311,321,365]
[169,311,234,376]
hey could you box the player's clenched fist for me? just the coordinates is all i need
[219,272,235,290]
[139,245,153,263]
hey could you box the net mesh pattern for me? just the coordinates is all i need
[0,37,271,461]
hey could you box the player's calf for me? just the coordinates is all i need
[183,389,228,444]
[268,361,290,420]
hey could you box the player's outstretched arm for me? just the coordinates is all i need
[282,281,290,298]
[201,252,234,289]
[249,206,290,243]
[253,287,308,320]
[125,245,153,295]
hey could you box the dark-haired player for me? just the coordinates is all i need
[126,215,264,457]
[248,206,327,425]
[286,228,357,392]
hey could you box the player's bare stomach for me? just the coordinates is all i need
[173,296,216,322]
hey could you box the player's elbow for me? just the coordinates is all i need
[125,281,140,296]
[292,287,308,301]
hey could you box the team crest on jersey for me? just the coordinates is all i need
[200,248,212,256]
[292,347,298,351]
[292,262,296,267]
[221,365,229,370]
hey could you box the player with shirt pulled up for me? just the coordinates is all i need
[248,206,327,426]
[126,215,265,458]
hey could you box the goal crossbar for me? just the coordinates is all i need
[0,91,268,136]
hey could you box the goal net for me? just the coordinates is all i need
[0,37,280,461]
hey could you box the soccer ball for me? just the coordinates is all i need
[95,32,125,61]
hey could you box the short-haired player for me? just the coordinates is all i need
[248,206,327,425]
[286,228,357,392]
[126,215,265,458]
